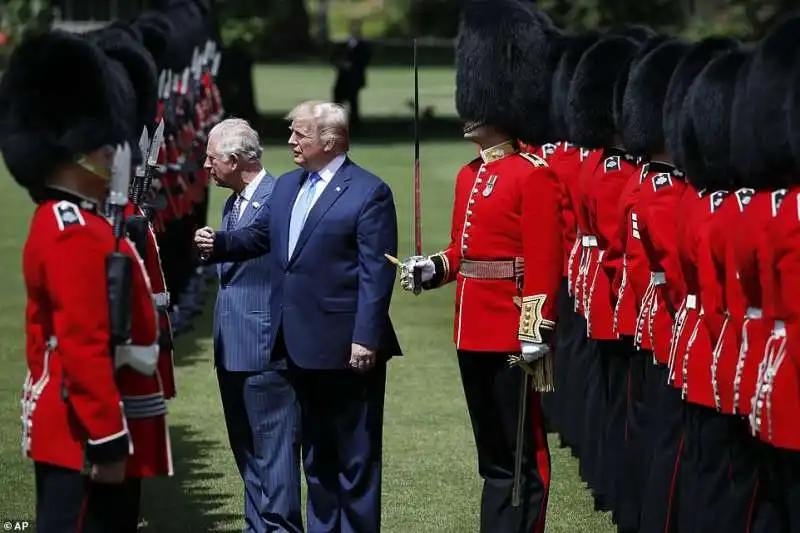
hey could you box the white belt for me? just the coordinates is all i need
[582,235,598,247]
[686,294,697,310]
[153,292,170,309]
[652,271,666,286]
[115,344,159,376]
[773,320,786,337]
[746,307,762,319]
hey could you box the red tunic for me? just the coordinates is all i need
[708,189,752,414]
[730,190,779,416]
[546,143,584,278]
[124,203,176,399]
[20,190,172,477]
[571,149,603,315]
[635,162,687,360]
[585,149,641,340]
[604,164,649,337]
[426,141,564,351]
[673,190,728,407]
[752,187,800,450]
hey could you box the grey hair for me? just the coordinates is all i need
[285,101,350,152]
[208,117,263,161]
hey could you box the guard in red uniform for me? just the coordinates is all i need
[618,37,693,533]
[564,34,643,517]
[1,30,173,533]
[399,2,560,531]
[544,31,599,455]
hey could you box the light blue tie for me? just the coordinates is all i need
[288,172,321,258]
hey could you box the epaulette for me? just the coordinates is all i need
[735,188,755,212]
[772,189,787,217]
[710,190,729,213]
[541,143,558,158]
[52,201,86,231]
[520,152,549,168]
[652,173,673,192]
[639,164,650,183]
[604,155,621,173]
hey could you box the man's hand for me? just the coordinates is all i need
[350,343,377,373]
[194,226,216,254]
[520,341,551,363]
[90,458,127,484]
[399,256,435,292]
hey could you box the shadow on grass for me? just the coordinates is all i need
[139,423,240,532]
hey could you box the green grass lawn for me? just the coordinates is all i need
[253,64,458,119]
[0,140,614,532]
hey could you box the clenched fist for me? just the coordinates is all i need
[194,226,216,254]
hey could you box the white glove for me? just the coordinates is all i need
[399,256,435,293]
[520,341,551,363]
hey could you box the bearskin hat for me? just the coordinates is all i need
[612,35,669,145]
[606,24,658,44]
[663,36,740,170]
[132,11,174,70]
[550,32,599,142]
[731,14,800,182]
[683,49,750,191]
[788,60,800,180]
[455,0,554,145]
[566,36,639,148]
[88,28,158,138]
[621,38,690,157]
[0,30,130,200]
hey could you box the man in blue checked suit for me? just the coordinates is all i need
[203,118,302,533]
[195,102,401,533]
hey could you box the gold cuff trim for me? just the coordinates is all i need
[518,295,555,343]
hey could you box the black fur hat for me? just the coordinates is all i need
[132,11,174,70]
[612,36,669,145]
[734,13,800,182]
[621,38,691,158]
[683,49,750,190]
[566,36,639,148]
[88,28,158,138]
[455,0,554,145]
[606,24,658,44]
[550,32,600,142]
[0,30,130,200]
[663,36,740,170]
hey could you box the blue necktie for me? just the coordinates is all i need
[288,172,321,258]
[227,194,243,231]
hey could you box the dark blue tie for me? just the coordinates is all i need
[227,194,243,231]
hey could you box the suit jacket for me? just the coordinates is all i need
[333,38,371,90]
[213,173,277,372]
[210,157,402,369]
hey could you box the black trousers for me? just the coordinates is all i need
[545,278,575,443]
[563,311,590,458]
[457,351,551,533]
[616,347,649,533]
[750,442,800,533]
[598,338,635,519]
[34,462,141,533]
[638,364,684,533]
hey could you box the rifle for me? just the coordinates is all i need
[107,143,134,349]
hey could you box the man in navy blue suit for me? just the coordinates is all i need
[204,118,302,533]
[195,101,401,533]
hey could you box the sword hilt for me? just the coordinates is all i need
[412,265,423,296]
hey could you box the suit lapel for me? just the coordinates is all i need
[218,194,235,279]
[288,160,352,264]
[237,175,273,228]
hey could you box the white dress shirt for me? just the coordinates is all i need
[292,154,346,213]
[235,169,266,221]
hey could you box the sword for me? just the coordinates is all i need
[411,37,423,294]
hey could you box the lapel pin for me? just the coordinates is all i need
[335,186,341,192]
[251,201,260,209]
